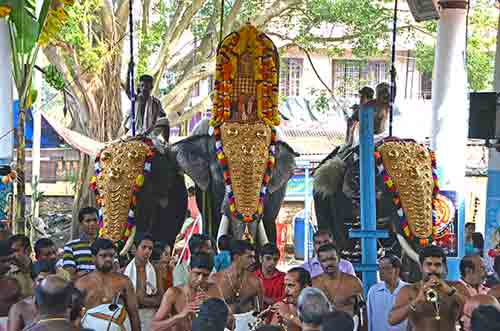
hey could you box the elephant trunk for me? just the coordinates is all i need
[218,214,264,245]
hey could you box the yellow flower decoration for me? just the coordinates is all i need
[62,0,75,5]
[0,5,11,17]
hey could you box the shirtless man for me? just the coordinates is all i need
[152,252,222,331]
[8,261,57,331]
[22,275,75,331]
[460,294,500,331]
[0,240,21,329]
[312,243,363,317]
[211,240,264,331]
[389,245,468,331]
[124,234,165,330]
[75,238,140,331]
[270,267,311,331]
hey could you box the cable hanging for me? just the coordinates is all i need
[389,0,398,137]
[128,0,137,136]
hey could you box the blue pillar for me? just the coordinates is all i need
[350,103,388,294]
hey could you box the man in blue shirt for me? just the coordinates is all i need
[367,255,408,331]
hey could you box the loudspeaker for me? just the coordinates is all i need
[468,92,498,139]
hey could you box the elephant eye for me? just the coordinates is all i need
[227,128,239,136]
[101,151,112,162]
[256,131,266,138]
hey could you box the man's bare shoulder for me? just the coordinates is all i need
[311,273,327,283]
[0,276,21,297]
[76,271,130,287]
[449,281,469,296]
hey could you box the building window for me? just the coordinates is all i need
[280,58,303,97]
[332,60,388,98]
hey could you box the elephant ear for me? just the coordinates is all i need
[172,135,211,191]
[269,141,299,193]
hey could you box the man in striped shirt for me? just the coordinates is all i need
[63,207,99,279]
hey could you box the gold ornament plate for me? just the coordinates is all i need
[96,140,151,242]
[220,122,272,217]
[378,141,434,238]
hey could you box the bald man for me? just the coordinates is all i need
[22,275,75,331]
[460,295,500,331]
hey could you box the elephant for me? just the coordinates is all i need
[172,119,298,244]
[92,125,188,253]
[313,137,448,282]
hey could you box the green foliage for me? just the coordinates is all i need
[308,88,330,114]
[56,0,107,74]
[43,64,66,91]
[414,0,497,92]
[291,0,392,58]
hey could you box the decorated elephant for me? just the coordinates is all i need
[91,122,188,254]
[314,137,454,281]
[172,25,298,243]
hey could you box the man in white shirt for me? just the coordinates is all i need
[367,255,408,331]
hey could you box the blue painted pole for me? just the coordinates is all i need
[350,103,388,294]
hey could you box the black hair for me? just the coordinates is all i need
[35,278,72,315]
[218,235,231,251]
[320,311,354,331]
[0,239,12,257]
[494,255,500,275]
[139,74,154,83]
[359,86,375,100]
[69,287,85,322]
[230,240,254,259]
[259,243,279,258]
[8,234,31,253]
[288,267,312,287]
[317,243,338,257]
[189,234,211,254]
[381,255,402,269]
[254,326,285,331]
[90,238,115,256]
[313,230,333,241]
[471,305,500,331]
[137,233,154,246]
[34,238,55,258]
[419,245,447,266]
[459,255,476,277]
[78,206,98,223]
[465,222,476,229]
[31,260,57,280]
[190,252,214,270]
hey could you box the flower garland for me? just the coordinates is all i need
[90,138,156,242]
[0,5,12,17]
[375,146,440,247]
[213,126,277,223]
[210,25,280,128]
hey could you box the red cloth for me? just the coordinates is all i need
[255,269,285,306]
[188,196,200,220]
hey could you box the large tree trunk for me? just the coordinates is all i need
[14,108,26,234]
[71,153,97,238]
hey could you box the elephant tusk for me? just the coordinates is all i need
[396,233,419,264]
[257,221,269,245]
[120,226,137,256]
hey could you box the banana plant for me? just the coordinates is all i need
[0,0,72,233]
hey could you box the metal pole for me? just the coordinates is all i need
[349,103,388,294]
[0,20,13,166]
[484,8,500,252]
[128,0,136,136]
[304,165,310,261]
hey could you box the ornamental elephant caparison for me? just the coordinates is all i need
[314,137,452,282]
[92,131,188,253]
[173,25,298,244]
[172,119,297,243]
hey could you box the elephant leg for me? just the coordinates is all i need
[262,185,288,244]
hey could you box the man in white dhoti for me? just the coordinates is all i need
[75,238,141,331]
[124,234,164,331]
[211,240,264,331]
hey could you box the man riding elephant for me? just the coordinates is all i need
[173,24,298,244]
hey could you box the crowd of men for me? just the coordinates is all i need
[1,207,500,331]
